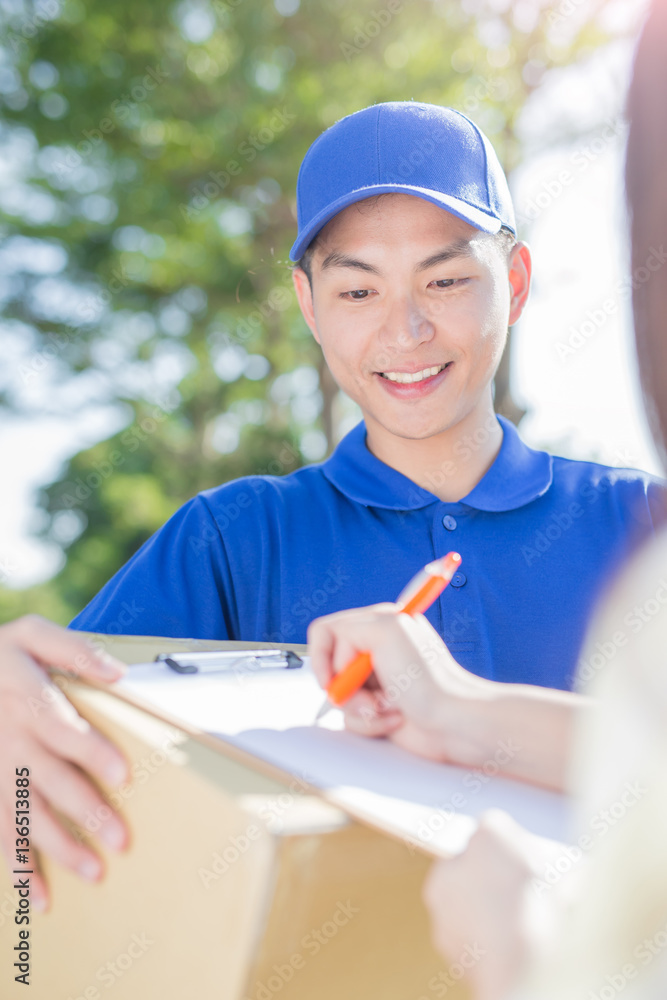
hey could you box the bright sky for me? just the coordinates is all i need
[1,8,661,590]
[512,18,660,476]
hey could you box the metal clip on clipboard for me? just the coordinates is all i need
[155,649,304,675]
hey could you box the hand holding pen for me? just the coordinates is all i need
[310,548,578,785]
[306,553,497,765]
[313,552,461,722]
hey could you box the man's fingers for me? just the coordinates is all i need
[5,616,126,683]
[1,653,126,789]
[28,869,49,913]
[29,788,104,882]
[0,794,16,873]
[29,745,127,854]
[36,693,128,789]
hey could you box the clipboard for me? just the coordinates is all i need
[156,647,304,674]
[0,637,456,1000]
[0,633,570,1000]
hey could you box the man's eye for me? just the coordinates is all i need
[430,278,458,289]
[340,289,372,300]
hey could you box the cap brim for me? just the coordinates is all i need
[289,184,508,262]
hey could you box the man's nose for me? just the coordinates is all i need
[379,298,436,352]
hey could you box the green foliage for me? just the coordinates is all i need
[0,0,626,624]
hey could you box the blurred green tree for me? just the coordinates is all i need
[0,0,630,623]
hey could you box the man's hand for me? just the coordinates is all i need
[0,615,130,911]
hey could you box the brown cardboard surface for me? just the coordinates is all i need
[1,682,285,1000]
[245,822,462,1000]
[0,635,468,999]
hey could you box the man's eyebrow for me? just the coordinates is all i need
[415,238,475,272]
[319,250,381,275]
[318,238,475,276]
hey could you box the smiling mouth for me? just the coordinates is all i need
[378,363,452,384]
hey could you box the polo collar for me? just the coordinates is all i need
[321,415,553,512]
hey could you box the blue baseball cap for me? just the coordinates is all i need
[290,101,516,262]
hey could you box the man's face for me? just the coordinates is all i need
[293,193,531,444]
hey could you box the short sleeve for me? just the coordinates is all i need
[68,496,236,638]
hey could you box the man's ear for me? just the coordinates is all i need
[292,267,321,344]
[507,242,532,325]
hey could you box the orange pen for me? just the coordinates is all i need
[314,551,462,722]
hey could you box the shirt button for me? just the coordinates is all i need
[450,572,467,588]
[442,515,457,531]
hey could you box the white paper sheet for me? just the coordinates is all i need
[119,656,571,855]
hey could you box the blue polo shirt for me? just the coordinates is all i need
[70,416,665,690]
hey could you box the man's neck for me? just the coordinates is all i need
[365,404,504,502]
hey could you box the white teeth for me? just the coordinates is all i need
[380,364,446,384]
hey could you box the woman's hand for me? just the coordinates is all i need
[308,602,583,791]
[424,810,567,1000]
[308,603,492,765]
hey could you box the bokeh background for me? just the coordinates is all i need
[0,0,655,625]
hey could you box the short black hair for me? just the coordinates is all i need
[295,221,517,289]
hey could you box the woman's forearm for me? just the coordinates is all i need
[434,681,593,793]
